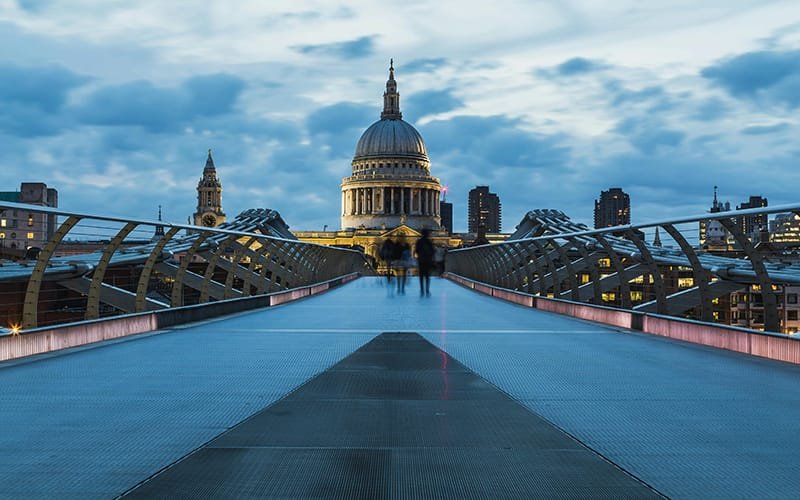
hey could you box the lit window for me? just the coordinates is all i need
[677,277,694,288]
[0,219,5,227]
[0,232,4,239]
[630,291,643,301]
[601,292,616,302]
[598,258,611,267]
[27,232,34,240]
[27,214,34,226]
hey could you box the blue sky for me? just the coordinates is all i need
[0,1,798,232]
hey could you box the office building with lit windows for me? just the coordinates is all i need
[770,213,800,246]
[593,187,630,228]
[736,195,768,238]
[468,186,501,233]
[0,182,58,253]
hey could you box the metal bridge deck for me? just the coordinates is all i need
[1,277,799,498]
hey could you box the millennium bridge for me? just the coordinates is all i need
[1,200,800,498]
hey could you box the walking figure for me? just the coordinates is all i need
[379,239,396,282]
[396,242,411,294]
[415,229,435,296]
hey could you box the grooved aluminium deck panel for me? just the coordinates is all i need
[126,332,659,499]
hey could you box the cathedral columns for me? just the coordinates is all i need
[425,189,430,215]
[427,190,432,215]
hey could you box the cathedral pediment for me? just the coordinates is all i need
[381,225,422,238]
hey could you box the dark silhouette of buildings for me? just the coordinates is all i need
[440,200,453,234]
[0,182,58,251]
[594,187,630,228]
[468,186,501,233]
[737,195,768,238]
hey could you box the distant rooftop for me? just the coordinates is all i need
[0,191,20,203]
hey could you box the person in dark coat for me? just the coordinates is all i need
[415,229,435,296]
[379,239,396,282]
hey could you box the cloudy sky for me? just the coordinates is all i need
[1,1,798,232]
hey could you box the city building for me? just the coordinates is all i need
[699,186,731,248]
[193,149,226,228]
[593,187,629,229]
[440,200,453,234]
[736,195,768,239]
[770,213,800,246]
[0,182,58,253]
[468,186,501,233]
[152,205,165,242]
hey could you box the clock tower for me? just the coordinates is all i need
[193,149,226,227]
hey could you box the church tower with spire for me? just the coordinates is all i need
[193,149,226,227]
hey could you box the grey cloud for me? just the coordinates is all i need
[606,81,666,107]
[0,62,88,136]
[403,58,449,74]
[536,57,609,79]
[16,0,48,12]
[306,102,374,136]
[701,49,800,108]
[614,117,685,154]
[74,73,246,132]
[0,62,89,112]
[690,97,729,121]
[306,102,375,160]
[741,123,790,135]
[556,57,608,75]
[421,115,569,168]
[293,35,377,59]
[404,89,464,120]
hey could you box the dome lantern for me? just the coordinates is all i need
[381,58,402,120]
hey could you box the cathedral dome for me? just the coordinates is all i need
[341,60,441,232]
[354,118,428,161]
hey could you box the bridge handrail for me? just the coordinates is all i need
[0,201,368,332]
[445,203,800,334]
[0,201,361,252]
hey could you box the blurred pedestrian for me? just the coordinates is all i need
[434,246,446,275]
[415,229,435,296]
[395,242,411,294]
[379,239,396,282]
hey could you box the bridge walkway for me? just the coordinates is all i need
[0,277,798,498]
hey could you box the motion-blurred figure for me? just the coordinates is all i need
[415,229,435,296]
[379,239,396,282]
[434,246,446,276]
[396,242,411,294]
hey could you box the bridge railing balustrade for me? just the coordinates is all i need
[446,205,800,334]
[0,202,368,332]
